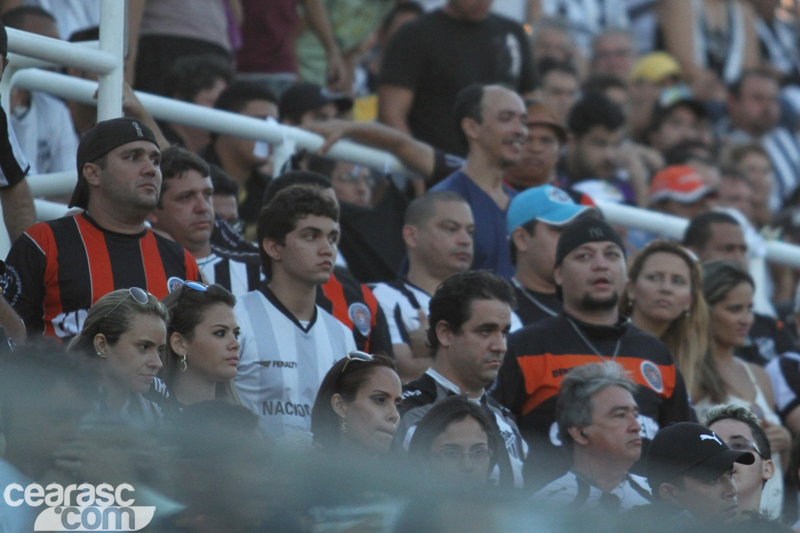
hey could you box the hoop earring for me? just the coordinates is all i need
[180,353,187,373]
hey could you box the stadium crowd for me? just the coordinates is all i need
[4,0,800,531]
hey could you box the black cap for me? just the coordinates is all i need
[278,82,353,124]
[70,118,159,209]
[647,422,755,494]
[555,217,626,266]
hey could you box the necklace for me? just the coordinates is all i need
[510,278,558,317]
[566,316,621,361]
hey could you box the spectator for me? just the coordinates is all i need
[507,185,593,326]
[394,270,528,488]
[67,287,167,427]
[695,260,790,518]
[309,157,373,209]
[583,75,631,116]
[590,29,637,81]
[160,282,242,408]
[311,351,402,456]
[504,101,568,191]
[3,118,200,339]
[628,52,685,142]
[236,0,348,97]
[683,212,796,365]
[724,69,800,212]
[717,167,755,223]
[208,164,241,230]
[560,93,636,205]
[233,184,356,442]
[159,55,233,152]
[647,87,710,155]
[647,165,717,219]
[663,139,722,190]
[262,171,395,357]
[148,146,262,300]
[704,404,778,518]
[493,217,692,490]
[3,0,99,40]
[407,395,499,486]
[530,18,583,76]
[532,362,651,511]
[619,239,709,397]
[535,59,580,127]
[724,143,774,228]
[633,421,754,525]
[202,82,278,238]
[430,84,527,279]
[370,191,474,382]
[379,0,535,156]
[3,6,79,175]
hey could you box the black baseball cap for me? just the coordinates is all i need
[554,217,626,266]
[650,85,708,132]
[647,422,755,494]
[278,82,353,124]
[69,118,159,209]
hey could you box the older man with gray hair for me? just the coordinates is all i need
[532,362,651,510]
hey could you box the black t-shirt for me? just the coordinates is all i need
[511,281,563,327]
[736,312,797,366]
[380,10,536,156]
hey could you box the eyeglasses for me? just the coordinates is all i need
[726,436,763,458]
[433,446,493,464]
[102,287,150,320]
[341,350,373,373]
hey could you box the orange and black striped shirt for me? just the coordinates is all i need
[3,213,199,339]
[491,312,693,490]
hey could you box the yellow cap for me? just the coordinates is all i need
[630,52,682,83]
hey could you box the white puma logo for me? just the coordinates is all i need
[700,434,722,445]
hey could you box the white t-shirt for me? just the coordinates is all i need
[11,92,78,175]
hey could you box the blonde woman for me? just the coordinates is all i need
[620,239,708,395]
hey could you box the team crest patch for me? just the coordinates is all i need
[640,361,663,393]
[546,186,571,204]
[348,302,372,337]
[168,277,185,293]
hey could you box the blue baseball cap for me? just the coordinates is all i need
[507,185,590,235]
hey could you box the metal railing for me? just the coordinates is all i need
[2,0,800,271]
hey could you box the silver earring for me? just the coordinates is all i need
[340,416,348,434]
[180,353,187,372]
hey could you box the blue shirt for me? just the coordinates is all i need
[431,171,515,279]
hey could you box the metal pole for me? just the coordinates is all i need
[96,0,125,120]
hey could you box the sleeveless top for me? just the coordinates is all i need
[692,0,746,84]
[695,362,784,519]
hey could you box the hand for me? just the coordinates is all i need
[303,119,352,154]
[407,308,430,359]
[325,52,351,94]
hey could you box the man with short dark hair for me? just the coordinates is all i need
[493,217,692,490]
[507,185,593,326]
[535,59,580,126]
[704,404,777,517]
[278,81,352,126]
[371,191,475,383]
[148,146,261,299]
[234,184,356,441]
[430,84,528,279]
[635,422,754,525]
[394,270,528,488]
[647,88,709,155]
[589,30,636,81]
[533,362,651,510]
[4,118,200,339]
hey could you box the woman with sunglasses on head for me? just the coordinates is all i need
[67,287,168,427]
[311,351,402,457]
[159,282,242,409]
[620,239,709,396]
[407,395,498,486]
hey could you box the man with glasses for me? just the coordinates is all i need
[532,362,651,511]
[3,118,200,340]
[704,405,778,518]
[393,270,528,488]
[234,184,355,442]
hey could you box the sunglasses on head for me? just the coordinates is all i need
[341,350,373,373]
[103,287,150,320]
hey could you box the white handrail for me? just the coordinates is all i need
[5,28,116,74]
